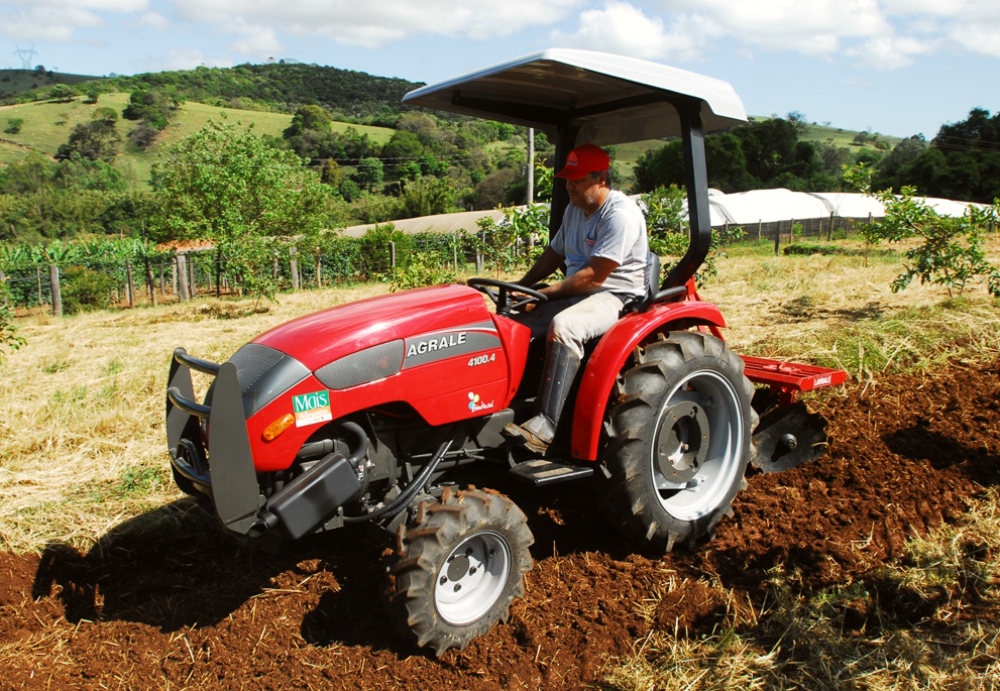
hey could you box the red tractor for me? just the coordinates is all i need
[166,49,847,655]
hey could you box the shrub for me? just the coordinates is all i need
[127,123,160,150]
[4,117,24,135]
[0,280,25,362]
[61,265,116,313]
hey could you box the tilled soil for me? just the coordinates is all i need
[3,362,1000,690]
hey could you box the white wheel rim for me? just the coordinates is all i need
[434,531,511,626]
[650,369,744,521]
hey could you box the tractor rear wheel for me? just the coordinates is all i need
[384,486,533,655]
[598,331,752,550]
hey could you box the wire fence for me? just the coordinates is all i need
[2,215,869,314]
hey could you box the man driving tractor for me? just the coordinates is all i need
[503,143,650,454]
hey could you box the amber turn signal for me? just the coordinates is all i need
[262,413,295,441]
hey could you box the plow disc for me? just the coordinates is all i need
[750,402,829,473]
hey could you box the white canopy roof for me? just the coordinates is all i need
[403,48,748,146]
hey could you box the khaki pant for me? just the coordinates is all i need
[513,291,625,359]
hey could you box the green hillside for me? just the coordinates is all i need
[0,94,394,182]
[799,121,903,149]
[0,68,99,100]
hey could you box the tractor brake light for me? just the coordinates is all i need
[262,414,295,442]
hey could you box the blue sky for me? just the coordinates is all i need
[1,0,997,139]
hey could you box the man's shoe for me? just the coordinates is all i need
[503,414,556,455]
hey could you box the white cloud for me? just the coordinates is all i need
[0,0,147,43]
[847,35,934,70]
[551,2,669,60]
[169,0,584,50]
[160,48,233,71]
[650,0,1000,69]
[229,23,283,60]
[138,11,167,29]
[947,23,1000,58]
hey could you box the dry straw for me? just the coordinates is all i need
[2,244,1000,552]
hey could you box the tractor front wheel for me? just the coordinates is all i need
[598,331,752,551]
[384,486,533,655]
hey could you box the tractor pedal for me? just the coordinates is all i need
[509,459,593,487]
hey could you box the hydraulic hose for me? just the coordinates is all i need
[343,427,457,524]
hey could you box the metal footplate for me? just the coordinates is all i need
[509,459,593,486]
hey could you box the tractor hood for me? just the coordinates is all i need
[403,48,748,147]
[252,284,493,373]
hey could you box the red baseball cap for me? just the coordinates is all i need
[554,143,611,180]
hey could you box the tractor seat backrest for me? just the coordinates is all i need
[645,251,661,301]
[621,251,687,314]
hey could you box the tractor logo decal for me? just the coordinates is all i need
[402,321,502,369]
[407,332,467,357]
[292,389,333,427]
[468,392,495,413]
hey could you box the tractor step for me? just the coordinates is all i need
[509,459,593,486]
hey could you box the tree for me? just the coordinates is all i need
[354,157,384,192]
[872,134,927,192]
[55,110,121,163]
[122,88,176,130]
[470,168,519,209]
[48,84,76,102]
[400,176,455,218]
[283,105,332,138]
[846,164,1000,297]
[151,118,335,298]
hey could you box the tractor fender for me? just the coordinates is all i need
[570,300,727,461]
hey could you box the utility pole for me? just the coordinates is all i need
[527,128,535,204]
[13,46,37,70]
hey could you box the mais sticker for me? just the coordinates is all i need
[292,389,332,427]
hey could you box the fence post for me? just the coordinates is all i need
[757,219,762,241]
[188,255,197,298]
[453,241,459,271]
[289,248,300,291]
[36,266,42,306]
[176,254,189,302]
[476,232,484,273]
[49,264,62,317]
[146,259,157,307]
[390,241,396,269]
[773,225,780,255]
[126,257,135,308]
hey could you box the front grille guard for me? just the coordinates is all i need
[166,347,263,535]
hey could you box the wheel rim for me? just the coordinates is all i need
[650,369,744,521]
[434,530,511,626]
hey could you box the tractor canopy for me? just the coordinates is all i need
[402,48,747,146]
[402,48,749,291]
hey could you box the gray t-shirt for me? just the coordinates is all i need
[550,190,649,299]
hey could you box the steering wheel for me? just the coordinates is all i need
[467,278,548,316]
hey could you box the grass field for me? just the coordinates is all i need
[3,238,1000,688]
[2,239,996,550]
[0,94,395,182]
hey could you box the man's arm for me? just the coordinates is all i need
[517,246,565,288]
[539,255,619,301]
